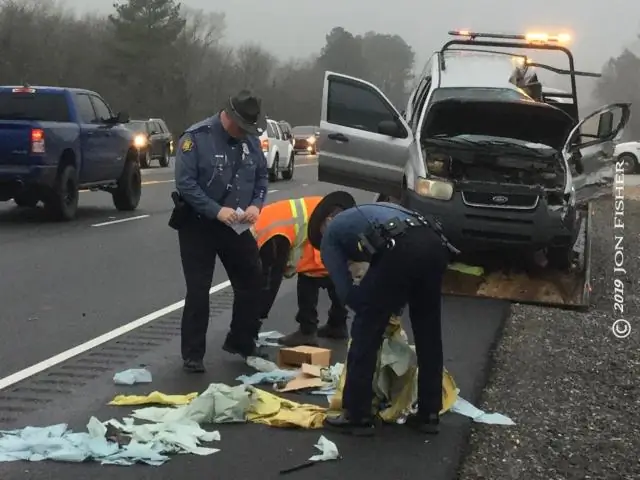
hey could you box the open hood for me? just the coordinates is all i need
[423,99,575,150]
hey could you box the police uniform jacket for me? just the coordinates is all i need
[174,113,269,219]
[320,203,419,305]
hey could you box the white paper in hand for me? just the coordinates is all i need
[230,208,251,235]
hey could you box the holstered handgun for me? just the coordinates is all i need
[168,191,192,230]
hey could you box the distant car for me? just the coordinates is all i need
[125,118,172,168]
[0,85,140,220]
[260,118,295,181]
[614,141,640,174]
[292,125,320,154]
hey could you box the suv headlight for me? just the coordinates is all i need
[415,177,454,200]
[133,134,147,148]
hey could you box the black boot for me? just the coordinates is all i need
[182,359,205,373]
[324,412,375,436]
[222,335,268,359]
[405,412,440,434]
[277,329,319,347]
[317,323,348,339]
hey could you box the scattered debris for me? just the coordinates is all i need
[450,397,515,425]
[256,330,285,347]
[108,391,198,406]
[113,368,152,386]
[277,345,331,368]
[279,435,341,475]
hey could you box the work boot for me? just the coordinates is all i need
[277,329,319,347]
[182,359,205,373]
[222,336,268,359]
[405,412,440,434]
[323,412,375,436]
[317,323,348,340]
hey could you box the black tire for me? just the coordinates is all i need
[282,153,294,180]
[269,154,279,182]
[13,194,38,208]
[159,146,170,168]
[619,153,638,175]
[112,159,142,211]
[44,164,79,221]
[140,149,150,169]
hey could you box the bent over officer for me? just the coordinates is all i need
[307,191,458,435]
[173,90,269,373]
[251,196,349,346]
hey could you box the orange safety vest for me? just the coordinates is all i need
[252,196,327,277]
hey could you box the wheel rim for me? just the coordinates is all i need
[623,156,635,172]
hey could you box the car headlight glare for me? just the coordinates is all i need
[133,134,147,148]
[415,176,454,200]
[307,136,316,144]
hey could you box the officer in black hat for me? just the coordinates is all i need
[172,90,269,373]
[308,191,457,435]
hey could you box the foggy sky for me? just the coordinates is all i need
[75,0,640,71]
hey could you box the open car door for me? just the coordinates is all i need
[563,103,631,205]
[318,71,413,198]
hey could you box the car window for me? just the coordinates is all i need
[327,78,396,132]
[0,91,71,122]
[292,126,317,135]
[148,121,159,133]
[89,95,112,122]
[75,94,98,123]
[125,121,147,133]
[410,77,431,133]
[272,122,282,140]
[266,122,276,138]
[155,120,167,133]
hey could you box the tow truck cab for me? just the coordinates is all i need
[317,31,629,267]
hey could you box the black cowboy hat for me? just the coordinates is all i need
[224,90,266,136]
[308,191,356,249]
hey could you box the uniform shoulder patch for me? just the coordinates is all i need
[180,135,194,153]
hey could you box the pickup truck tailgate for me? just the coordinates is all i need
[0,121,33,164]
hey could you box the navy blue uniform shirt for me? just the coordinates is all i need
[174,113,269,219]
[320,202,418,305]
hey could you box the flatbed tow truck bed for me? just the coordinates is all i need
[441,203,592,310]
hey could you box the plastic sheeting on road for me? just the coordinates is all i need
[113,368,152,385]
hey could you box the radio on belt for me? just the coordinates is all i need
[358,213,460,260]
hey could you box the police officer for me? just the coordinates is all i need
[174,90,269,373]
[307,191,457,435]
[251,196,349,346]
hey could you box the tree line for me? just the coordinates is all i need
[595,43,640,140]
[0,0,415,137]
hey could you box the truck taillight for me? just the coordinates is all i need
[261,138,269,151]
[31,128,45,154]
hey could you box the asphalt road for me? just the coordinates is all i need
[0,155,508,480]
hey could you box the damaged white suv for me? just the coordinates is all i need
[318,31,630,268]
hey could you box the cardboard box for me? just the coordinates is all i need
[276,346,331,369]
[275,363,330,393]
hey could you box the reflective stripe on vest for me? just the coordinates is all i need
[287,198,309,269]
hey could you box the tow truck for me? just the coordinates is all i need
[317,30,630,310]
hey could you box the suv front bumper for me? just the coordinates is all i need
[404,188,575,252]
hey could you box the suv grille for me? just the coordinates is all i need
[462,191,538,209]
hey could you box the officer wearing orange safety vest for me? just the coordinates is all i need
[251,196,348,347]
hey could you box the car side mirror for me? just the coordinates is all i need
[378,120,404,138]
[115,111,129,123]
[597,111,613,138]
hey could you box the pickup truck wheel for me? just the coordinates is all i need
[269,155,279,182]
[44,164,79,221]
[282,154,294,180]
[159,147,170,167]
[112,160,141,211]
[619,153,638,174]
[140,150,150,169]
[13,194,39,208]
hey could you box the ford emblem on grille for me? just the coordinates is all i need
[492,195,508,204]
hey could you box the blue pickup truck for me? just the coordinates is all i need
[0,85,142,220]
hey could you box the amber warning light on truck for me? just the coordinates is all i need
[449,30,571,44]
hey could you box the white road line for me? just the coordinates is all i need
[268,189,278,193]
[296,163,317,168]
[0,281,231,391]
[91,215,150,227]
